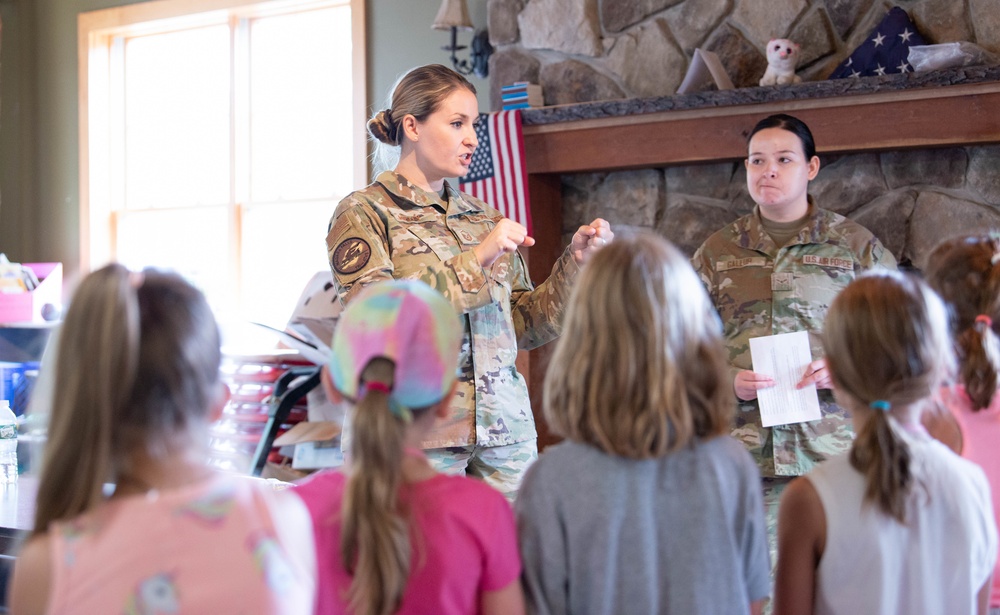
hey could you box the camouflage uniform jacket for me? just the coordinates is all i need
[326,171,580,449]
[692,204,897,477]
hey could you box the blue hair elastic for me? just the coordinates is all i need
[870,400,891,412]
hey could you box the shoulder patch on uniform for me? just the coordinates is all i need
[333,237,371,275]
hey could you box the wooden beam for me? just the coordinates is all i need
[523,82,1000,174]
[523,174,565,451]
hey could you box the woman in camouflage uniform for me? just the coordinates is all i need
[692,113,897,588]
[326,64,612,499]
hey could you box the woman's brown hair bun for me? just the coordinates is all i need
[367,109,398,145]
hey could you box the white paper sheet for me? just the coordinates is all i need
[749,331,821,427]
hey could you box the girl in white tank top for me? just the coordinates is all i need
[773,270,997,615]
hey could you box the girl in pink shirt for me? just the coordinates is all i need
[293,279,524,615]
[8,264,316,614]
[926,234,1000,614]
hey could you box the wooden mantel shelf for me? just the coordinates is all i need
[521,65,1000,174]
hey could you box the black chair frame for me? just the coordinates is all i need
[248,365,322,477]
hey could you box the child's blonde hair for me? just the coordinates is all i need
[341,358,413,615]
[925,234,1000,411]
[544,231,733,458]
[823,270,954,522]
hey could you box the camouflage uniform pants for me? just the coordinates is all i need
[426,439,538,503]
[762,476,792,615]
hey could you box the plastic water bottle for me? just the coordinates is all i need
[0,400,17,484]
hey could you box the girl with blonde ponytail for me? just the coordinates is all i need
[517,232,770,615]
[293,279,525,615]
[9,264,316,614]
[774,270,997,615]
[926,233,1000,614]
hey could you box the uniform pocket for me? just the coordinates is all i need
[408,225,462,262]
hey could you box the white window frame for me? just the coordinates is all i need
[77,0,367,288]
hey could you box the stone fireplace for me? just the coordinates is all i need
[486,0,1000,445]
[486,0,1000,268]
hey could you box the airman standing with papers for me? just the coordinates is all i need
[691,114,897,593]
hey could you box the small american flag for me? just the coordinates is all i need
[459,110,533,235]
[828,7,926,79]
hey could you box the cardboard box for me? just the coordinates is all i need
[273,420,343,470]
[0,263,62,324]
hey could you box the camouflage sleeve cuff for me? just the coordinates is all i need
[876,242,899,271]
[556,245,582,283]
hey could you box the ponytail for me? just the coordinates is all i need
[33,265,140,535]
[32,265,221,537]
[957,316,1000,410]
[340,359,410,615]
[824,272,953,526]
[849,405,912,523]
[926,234,1000,411]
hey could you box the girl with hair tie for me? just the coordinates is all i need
[8,264,316,614]
[293,279,525,615]
[925,233,1000,615]
[325,63,612,498]
[774,270,997,615]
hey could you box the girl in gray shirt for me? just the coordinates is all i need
[517,231,769,615]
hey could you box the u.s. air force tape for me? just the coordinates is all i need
[333,237,371,275]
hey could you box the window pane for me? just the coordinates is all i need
[124,26,231,209]
[249,7,354,202]
[240,200,335,327]
[115,207,233,315]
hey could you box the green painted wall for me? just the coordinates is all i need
[367,0,489,117]
[0,0,489,275]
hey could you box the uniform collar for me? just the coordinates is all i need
[742,197,826,252]
[377,171,483,216]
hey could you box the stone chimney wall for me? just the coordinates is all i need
[487,0,1000,267]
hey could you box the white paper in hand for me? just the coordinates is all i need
[749,331,821,427]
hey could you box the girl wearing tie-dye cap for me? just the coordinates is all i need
[293,279,525,615]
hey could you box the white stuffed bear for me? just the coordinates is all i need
[759,39,802,86]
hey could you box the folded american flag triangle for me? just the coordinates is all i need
[459,110,533,235]
[828,6,926,79]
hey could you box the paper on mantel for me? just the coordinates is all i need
[676,48,735,94]
[749,331,821,427]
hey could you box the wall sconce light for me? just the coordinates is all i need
[432,0,493,79]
